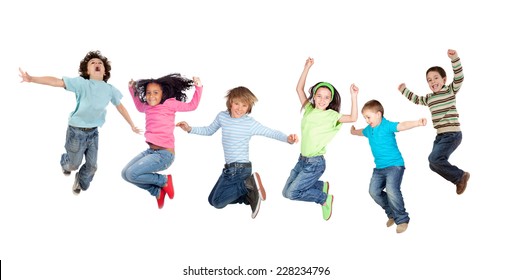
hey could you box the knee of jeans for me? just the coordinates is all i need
[210,201,226,209]
[67,164,80,171]
[428,153,444,165]
[123,168,138,182]
[121,169,128,181]
[368,189,380,199]
[283,188,300,200]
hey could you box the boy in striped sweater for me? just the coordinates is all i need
[398,49,470,195]
[177,86,298,218]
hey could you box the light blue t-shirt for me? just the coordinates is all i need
[190,111,289,164]
[63,76,123,128]
[362,117,404,169]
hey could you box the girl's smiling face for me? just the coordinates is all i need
[313,87,332,110]
[145,83,163,106]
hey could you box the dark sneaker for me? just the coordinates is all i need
[456,172,470,195]
[245,174,261,219]
[62,167,71,176]
[72,173,81,195]
[156,189,165,209]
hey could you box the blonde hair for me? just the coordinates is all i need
[225,86,258,114]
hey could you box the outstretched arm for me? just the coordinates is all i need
[19,67,65,87]
[397,118,427,132]
[350,125,363,136]
[296,58,314,106]
[339,84,359,123]
[116,103,142,134]
[447,49,464,94]
[397,82,428,106]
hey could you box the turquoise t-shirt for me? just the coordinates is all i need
[63,76,123,128]
[362,117,404,168]
[300,103,342,157]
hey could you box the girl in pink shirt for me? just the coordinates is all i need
[122,73,203,209]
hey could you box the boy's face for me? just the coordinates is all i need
[145,83,163,106]
[87,58,106,81]
[363,109,382,128]
[313,88,332,110]
[426,70,447,93]
[230,98,249,118]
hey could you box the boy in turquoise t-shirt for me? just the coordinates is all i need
[351,99,426,233]
[19,50,140,195]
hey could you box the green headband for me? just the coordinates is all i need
[313,82,335,100]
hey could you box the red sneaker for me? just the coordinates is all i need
[156,190,165,209]
[162,174,174,199]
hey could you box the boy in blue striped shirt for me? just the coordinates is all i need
[177,86,298,218]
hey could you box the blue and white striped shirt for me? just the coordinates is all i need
[190,111,289,164]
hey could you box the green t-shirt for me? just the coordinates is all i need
[300,103,342,157]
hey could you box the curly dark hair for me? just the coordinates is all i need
[134,73,193,104]
[78,50,111,82]
[301,81,341,112]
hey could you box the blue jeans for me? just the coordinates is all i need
[208,165,252,209]
[282,155,327,205]
[369,166,409,224]
[60,126,99,191]
[121,149,174,196]
[428,132,465,184]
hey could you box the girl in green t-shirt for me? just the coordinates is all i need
[282,57,359,221]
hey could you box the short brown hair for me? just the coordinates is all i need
[225,86,258,114]
[362,99,384,116]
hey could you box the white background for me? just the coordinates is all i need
[1,0,511,279]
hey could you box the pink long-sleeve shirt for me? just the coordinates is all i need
[129,85,203,149]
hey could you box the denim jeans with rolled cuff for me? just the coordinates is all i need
[369,166,409,225]
[428,132,465,184]
[282,154,327,205]
[121,148,174,196]
[208,163,252,209]
[60,125,98,191]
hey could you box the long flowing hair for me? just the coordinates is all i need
[133,73,193,104]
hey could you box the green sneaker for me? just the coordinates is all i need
[322,181,329,194]
[322,194,333,221]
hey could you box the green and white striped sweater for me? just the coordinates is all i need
[401,57,464,134]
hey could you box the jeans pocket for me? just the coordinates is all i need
[65,130,81,153]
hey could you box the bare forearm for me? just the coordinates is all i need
[30,76,65,87]
[397,120,424,131]
[296,68,310,104]
[116,104,136,129]
[340,94,358,123]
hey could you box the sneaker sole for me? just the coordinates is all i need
[323,182,329,194]
[163,174,174,199]
[251,197,261,219]
[253,172,266,201]
[324,195,333,221]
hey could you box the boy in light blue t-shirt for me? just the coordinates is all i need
[351,99,426,234]
[19,51,140,195]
